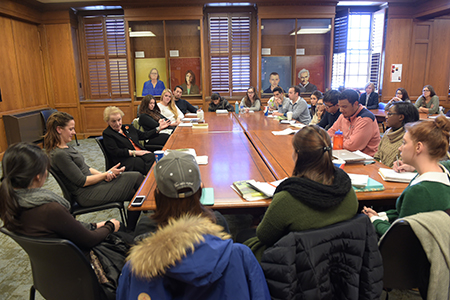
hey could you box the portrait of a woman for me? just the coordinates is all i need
[180,70,200,95]
[142,68,166,96]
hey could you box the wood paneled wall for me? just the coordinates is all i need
[0,15,49,152]
[382,14,450,105]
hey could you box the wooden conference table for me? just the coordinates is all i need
[130,111,408,212]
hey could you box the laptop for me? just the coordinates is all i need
[333,149,366,162]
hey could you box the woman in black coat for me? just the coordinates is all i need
[102,106,168,175]
[138,95,171,147]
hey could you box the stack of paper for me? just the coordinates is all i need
[272,128,299,135]
[378,168,416,183]
[216,109,228,114]
[181,117,200,122]
[347,173,369,188]
[246,178,287,197]
[280,120,295,124]
[185,113,197,117]
[192,123,208,129]
[178,123,193,127]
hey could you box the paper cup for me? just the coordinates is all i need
[154,150,164,162]
[286,111,293,121]
[332,157,346,169]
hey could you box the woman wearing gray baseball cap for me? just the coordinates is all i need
[117,151,271,300]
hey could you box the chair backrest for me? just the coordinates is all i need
[48,168,73,204]
[40,109,58,132]
[0,227,108,300]
[95,136,113,170]
[378,219,430,294]
[260,214,383,300]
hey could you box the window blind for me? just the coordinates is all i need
[83,16,129,99]
[209,13,251,95]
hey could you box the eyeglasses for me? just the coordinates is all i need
[423,89,430,92]
[324,103,336,109]
[386,112,399,117]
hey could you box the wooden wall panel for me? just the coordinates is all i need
[43,23,79,106]
[0,16,23,112]
[81,104,134,136]
[427,18,450,104]
[408,22,432,98]
[11,19,48,108]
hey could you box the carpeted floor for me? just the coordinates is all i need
[0,139,423,300]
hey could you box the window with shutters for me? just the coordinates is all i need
[208,12,251,96]
[81,15,130,100]
[331,8,385,91]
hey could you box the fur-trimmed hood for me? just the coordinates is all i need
[127,215,231,285]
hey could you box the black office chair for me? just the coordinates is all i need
[0,227,109,300]
[131,118,164,152]
[95,136,115,170]
[379,219,430,299]
[41,108,80,146]
[49,168,127,226]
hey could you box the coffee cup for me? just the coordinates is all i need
[286,111,293,121]
[154,150,165,162]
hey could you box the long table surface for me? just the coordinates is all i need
[129,124,275,211]
[131,111,408,211]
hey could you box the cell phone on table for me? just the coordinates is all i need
[131,195,146,207]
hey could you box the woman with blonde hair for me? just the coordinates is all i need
[363,115,450,235]
[359,82,379,109]
[157,88,184,126]
[103,106,161,175]
[44,111,142,230]
[244,125,358,261]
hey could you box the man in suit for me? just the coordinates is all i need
[297,69,317,93]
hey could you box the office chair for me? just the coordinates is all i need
[0,227,109,300]
[49,167,127,226]
[41,108,80,146]
[379,219,430,299]
[95,136,115,170]
[131,118,164,152]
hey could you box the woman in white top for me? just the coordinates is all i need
[157,89,184,126]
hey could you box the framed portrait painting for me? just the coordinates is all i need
[261,56,292,95]
[135,58,167,97]
[295,55,325,93]
[169,57,201,96]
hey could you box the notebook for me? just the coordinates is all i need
[378,168,416,183]
[353,178,385,192]
[200,188,214,205]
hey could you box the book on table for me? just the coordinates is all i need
[352,178,385,192]
[246,178,287,197]
[231,180,269,201]
[378,168,416,183]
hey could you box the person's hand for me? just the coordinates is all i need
[245,108,250,113]
[275,97,283,105]
[418,107,427,113]
[110,163,125,175]
[97,219,120,232]
[362,206,378,218]
[158,119,170,130]
[135,150,150,156]
[393,160,415,173]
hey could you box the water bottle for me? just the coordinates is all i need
[235,101,239,114]
[197,108,204,122]
[240,105,245,114]
[333,130,344,150]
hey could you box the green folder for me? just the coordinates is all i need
[200,188,215,205]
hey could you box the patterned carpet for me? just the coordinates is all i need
[0,139,422,299]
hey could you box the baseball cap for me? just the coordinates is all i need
[154,151,201,198]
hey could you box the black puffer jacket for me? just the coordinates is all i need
[260,214,383,300]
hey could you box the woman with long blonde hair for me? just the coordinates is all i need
[157,88,184,126]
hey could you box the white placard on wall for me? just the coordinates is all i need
[391,64,402,82]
